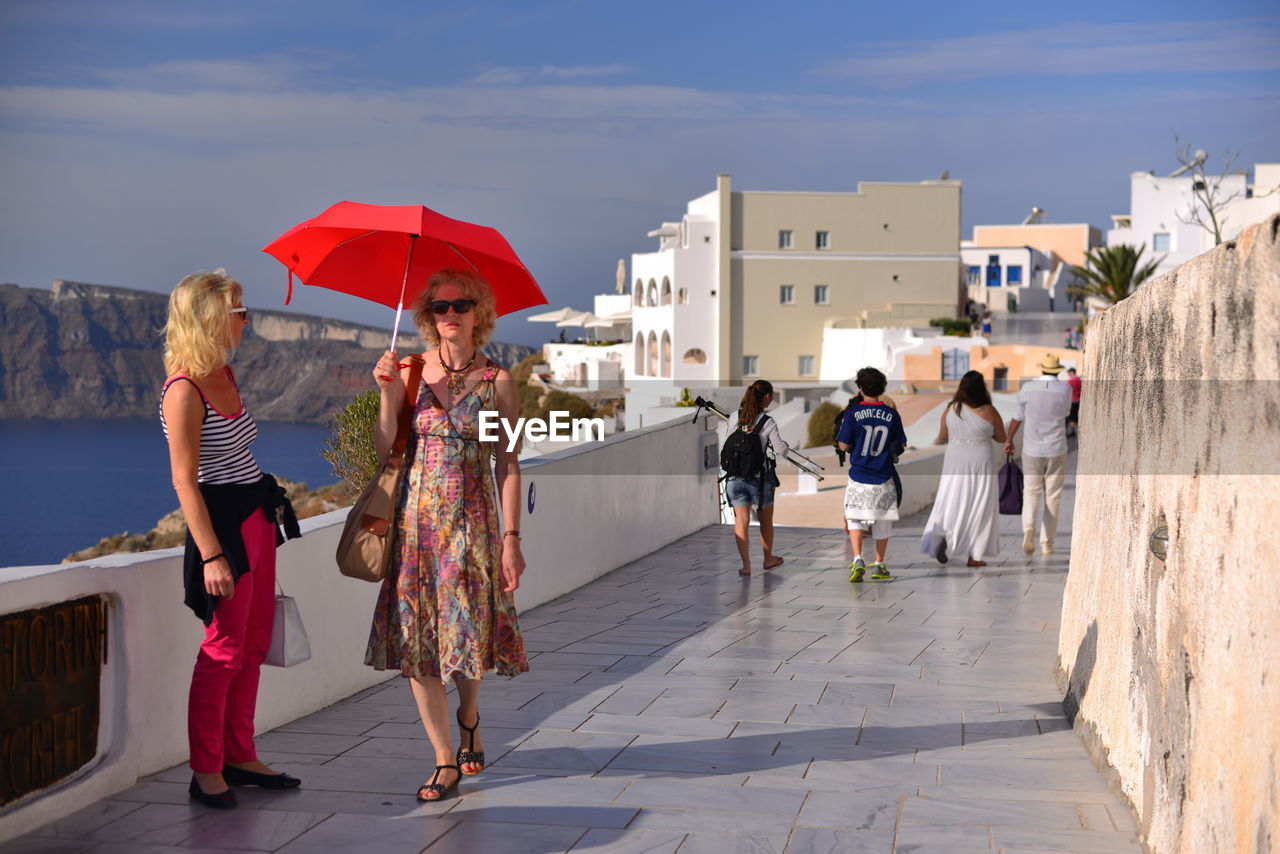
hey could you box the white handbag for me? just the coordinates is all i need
[265,586,311,668]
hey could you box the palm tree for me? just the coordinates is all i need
[1069,244,1163,307]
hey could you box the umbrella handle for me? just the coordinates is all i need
[389,234,420,352]
[391,301,404,354]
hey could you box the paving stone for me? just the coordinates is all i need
[614,778,805,815]
[566,827,686,853]
[420,819,586,853]
[796,790,899,830]
[180,808,330,850]
[784,826,895,853]
[991,826,1142,852]
[901,795,1083,829]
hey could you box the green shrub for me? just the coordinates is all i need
[321,389,381,502]
[674,388,696,408]
[518,384,543,418]
[511,352,543,385]
[807,402,842,448]
[535,389,594,423]
[928,317,972,336]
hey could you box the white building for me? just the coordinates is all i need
[533,290,633,389]
[961,245,1061,313]
[630,173,962,387]
[1107,163,1280,277]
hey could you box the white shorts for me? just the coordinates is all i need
[849,518,893,539]
[843,478,899,522]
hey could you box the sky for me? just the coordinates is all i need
[1,1,1277,347]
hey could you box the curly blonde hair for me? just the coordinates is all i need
[412,269,497,350]
[162,269,242,376]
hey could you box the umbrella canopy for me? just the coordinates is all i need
[262,201,547,330]
[526,306,585,323]
[554,311,594,327]
[583,310,631,328]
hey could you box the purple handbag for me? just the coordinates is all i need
[998,454,1024,515]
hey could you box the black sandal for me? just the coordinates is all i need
[456,711,485,776]
[415,764,461,802]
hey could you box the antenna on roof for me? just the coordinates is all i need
[1168,149,1207,178]
[1021,206,1044,225]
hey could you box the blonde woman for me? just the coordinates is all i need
[159,270,301,810]
[365,269,529,802]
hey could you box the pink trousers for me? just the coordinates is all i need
[188,508,276,774]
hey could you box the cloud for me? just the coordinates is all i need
[815,19,1280,85]
[92,50,348,92]
[470,64,630,85]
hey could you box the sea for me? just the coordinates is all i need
[0,419,337,568]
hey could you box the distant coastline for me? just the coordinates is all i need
[0,280,535,423]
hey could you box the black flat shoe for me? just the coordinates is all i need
[222,765,302,789]
[416,764,461,802]
[189,776,237,809]
[456,711,485,776]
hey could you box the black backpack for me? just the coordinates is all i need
[720,415,768,481]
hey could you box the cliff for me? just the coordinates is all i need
[0,281,535,422]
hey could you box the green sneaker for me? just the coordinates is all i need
[869,563,892,581]
[849,557,866,583]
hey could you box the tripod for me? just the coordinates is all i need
[690,396,826,480]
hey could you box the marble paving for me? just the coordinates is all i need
[5,457,1142,853]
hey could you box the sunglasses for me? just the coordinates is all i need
[229,306,250,321]
[429,299,477,315]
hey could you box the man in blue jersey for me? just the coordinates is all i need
[837,367,908,582]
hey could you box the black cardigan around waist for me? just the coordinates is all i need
[183,474,301,625]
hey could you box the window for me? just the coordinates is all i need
[779,285,795,304]
[798,355,815,376]
[743,355,759,376]
[814,284,829,305]
[778,230,793,249]
[942,349,970,380]
[967,266,981,286]
[1006,265,1023,285]
[815,230,829,249]
[677,287,688,304]
[1153,232,1171,252]
[993,366,1008,391]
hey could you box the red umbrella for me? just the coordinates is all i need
[262,201,546,345]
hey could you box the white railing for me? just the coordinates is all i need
[0,415,721,841]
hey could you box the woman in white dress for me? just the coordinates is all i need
[920,371,1007,567]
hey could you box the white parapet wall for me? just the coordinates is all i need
[0,415,721,841]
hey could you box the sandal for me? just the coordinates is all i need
[416,764,460,802]
[456,711,485,776]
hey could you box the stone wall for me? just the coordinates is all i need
[1057,215,1280,852]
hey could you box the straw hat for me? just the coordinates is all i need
[1037,353,1064,374]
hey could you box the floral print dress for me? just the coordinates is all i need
[364,360,529,681]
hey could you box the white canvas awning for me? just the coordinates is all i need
[526,306,585,323]
[555,311,594,327]
[584,310,632,328]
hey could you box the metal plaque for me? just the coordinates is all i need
[1,595,108,806]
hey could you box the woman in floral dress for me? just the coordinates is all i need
[365,269,529,802]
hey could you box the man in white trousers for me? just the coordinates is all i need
[1004,354,1073,555]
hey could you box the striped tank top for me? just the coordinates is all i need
[159,368,263,485]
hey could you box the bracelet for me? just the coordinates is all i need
[200,552,225,566]
[503,531,520,539]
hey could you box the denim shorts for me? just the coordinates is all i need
[725,475,776,508]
